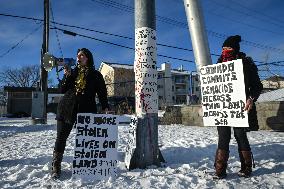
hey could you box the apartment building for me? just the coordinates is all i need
[99,62,200,109]
[99,62,135,97]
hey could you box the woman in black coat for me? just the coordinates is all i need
[51,48,109,179]
[213,35,263,179]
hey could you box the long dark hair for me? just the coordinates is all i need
[77,48,94,68]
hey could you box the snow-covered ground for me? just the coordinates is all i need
[0,114,283,189]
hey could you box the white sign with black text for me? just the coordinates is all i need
[200,59,249,127]
[72,113,118,181]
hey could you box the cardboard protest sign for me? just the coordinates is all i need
[200,59,249,127]
[124,116,137,169]
[72,113,118,181]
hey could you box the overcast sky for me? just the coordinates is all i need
[0,0,284,84]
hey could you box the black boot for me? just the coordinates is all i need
[238,150,255,178]
[213,149,229,179]
[51,151,64,179]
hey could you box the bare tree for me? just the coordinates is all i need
[0,65,40,87]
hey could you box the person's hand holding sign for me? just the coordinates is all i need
[244,97,254,112]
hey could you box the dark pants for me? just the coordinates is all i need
[54,120,73,153]
[217,126,251,152]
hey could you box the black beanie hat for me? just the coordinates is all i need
[77,48,94,67]
[222,35,241,52]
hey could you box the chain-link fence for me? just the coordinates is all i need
[257,63,284,102]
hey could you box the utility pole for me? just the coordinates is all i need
[40,0,49,124]
[129,0,164,169]
[183,0,212,72]
[190,71,193,104]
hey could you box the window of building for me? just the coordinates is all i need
[196,87,199,91]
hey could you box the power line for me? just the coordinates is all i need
[53,27,284,69]
[50,1,63,58]
[0,13,196,53]
[257,62,284,67]
[206,7,284,36]
[51,20,197,53]
[259,69,284,71]
[0,24,42,59]
[50,0,63,82]
[89,0,284,54]
[270,61,284,64]
[228,0,284,29]
[90,0,187,28]
[52,27,195,63]
[210,0,284,30]
[1,12,284,56]
[0,13,42,22]
[48,19,284,62]
[0,13,282,65]
[98,0,284,37]
[0,13,133,40]
[0,12,219,66]
[2,6,284,54]
[53,20,134,40]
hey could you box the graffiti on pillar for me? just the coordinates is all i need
[134,27,158,117]
[125,116,137,169]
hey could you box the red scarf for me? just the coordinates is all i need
[221,49,236,62]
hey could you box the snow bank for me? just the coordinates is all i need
[0,116,283,188]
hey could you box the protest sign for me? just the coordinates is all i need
[200,59,249,127]
[72,113,118,181]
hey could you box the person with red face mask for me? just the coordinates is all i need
[213,35,263,179]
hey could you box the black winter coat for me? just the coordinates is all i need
[58,66,109,124]
[217,52,263,131]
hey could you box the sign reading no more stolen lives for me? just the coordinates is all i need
[200,59,249,127]
[72,113,118,181]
